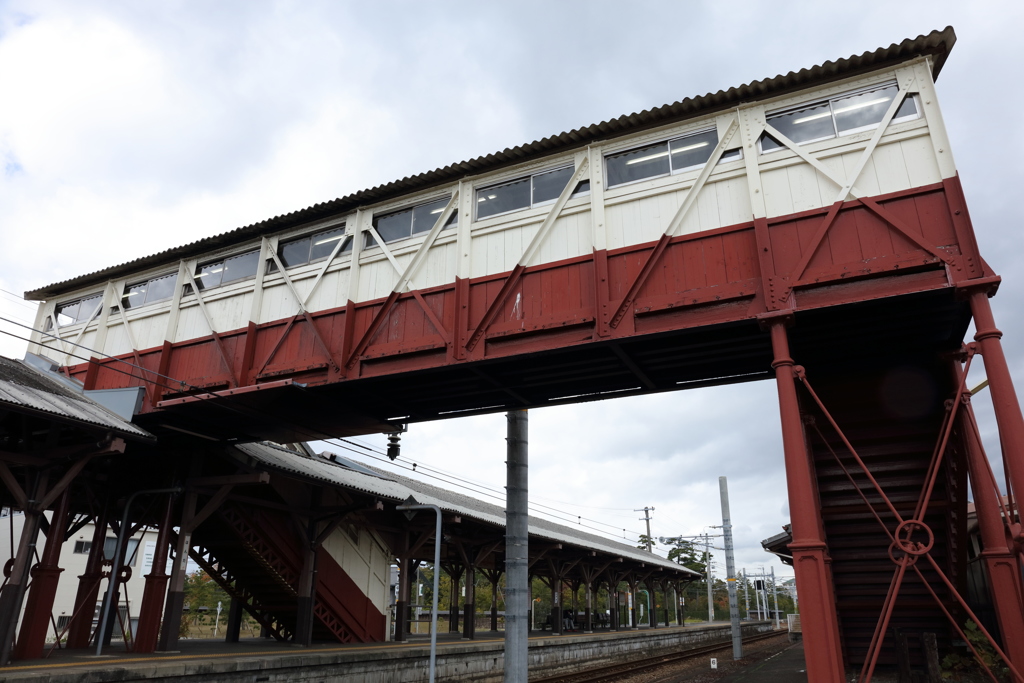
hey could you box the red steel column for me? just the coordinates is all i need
[970,291,1024,545]
[13,489,71,660]
[134,494,175,653]
[961,402,1024,665]
[66,506,109,648]
[770,321,845,682]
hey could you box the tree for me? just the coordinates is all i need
[636,534,655,552]
[667,539,708,575]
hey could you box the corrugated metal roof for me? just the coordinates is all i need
[0,356,154,440]
[25,28,955,301]
[235,441,697,575]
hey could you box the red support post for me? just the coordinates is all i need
[134,493,176,653]
[13,489,71,660]
[970,290,1024,548]
[66,506,109,648]
[769,320,846,683]
[959,398,1024,666]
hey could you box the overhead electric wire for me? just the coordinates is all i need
[1,316,648,542]
[323,438,644,542]
[0,289,37,311]
[330,436,646,538]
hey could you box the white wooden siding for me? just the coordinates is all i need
[320,525,392,614]
[31,59,956,361]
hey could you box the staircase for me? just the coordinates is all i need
[191,503,385,643]
[800,359,967,669]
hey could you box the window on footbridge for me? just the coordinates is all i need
[192,248,261,291]
[121,272,178,310]
[268,226,351,272]
[366,195,457,248]
[759,81,920,153]
[475,166,589,220]
[605,128,742,188]
[49,293,103,329]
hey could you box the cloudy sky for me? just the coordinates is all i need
[1,1,1022,581]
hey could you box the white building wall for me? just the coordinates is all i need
[0,511,165,643]
[319,524,392,617]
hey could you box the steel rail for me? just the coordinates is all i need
[529,629,785,683]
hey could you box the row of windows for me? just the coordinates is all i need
[759,82,918,152]
[51,83,918,318]
[476,166,589,219]
[49,293,103,329]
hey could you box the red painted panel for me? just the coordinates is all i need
[59,184,975,414]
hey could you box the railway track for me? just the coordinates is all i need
[530,630,787,683]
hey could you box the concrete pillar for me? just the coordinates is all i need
[504,409,528,683]
[67,505,109,648]
[769,321,845,683]
[225,598,243,643]
[14,489,71,660]
[157,489,197,652]
[462,565,475,640]
[0,472,46,665]
[135,493,175,653]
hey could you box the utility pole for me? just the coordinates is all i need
[771,567,780,629]
[705,534,714,623]
[719,476,742,660]
[635,507,654,551]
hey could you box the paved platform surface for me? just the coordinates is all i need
[717,642,807,682]
[0,622,758,682]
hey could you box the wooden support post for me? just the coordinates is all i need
[135,492,176,653]
[0,472,46,665]
[551,576,562,635]
[67,505,109,648]
[487,570,501,632]
[462,565,475,640]
[14,489,71,660]
[584,580,593,633]
[677,583,684,626]
[648,580,658,629]
[225,598,243,643]
[769,320,845,683]
[629,580,638,630]
[295,539,317,647]
[447,565,463,633]
[395,554,411,642]
[157,489,197,652]
[606,585,614,634]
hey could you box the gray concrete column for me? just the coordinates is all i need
[504,410,528,683]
